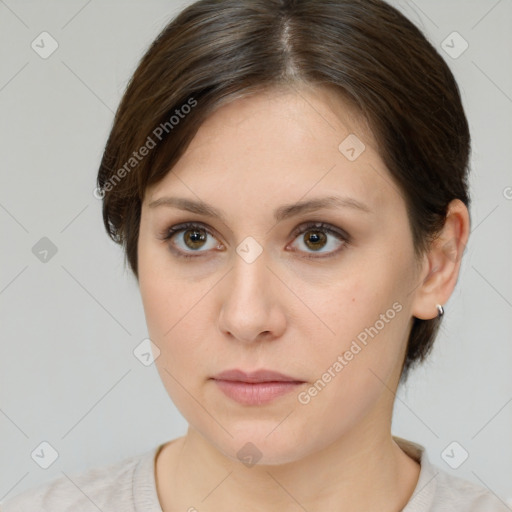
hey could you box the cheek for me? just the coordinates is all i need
[304,254,414,383]
[138,237,185,335]
[138,255,219,371]
[311,294,407,388]
[294,295,409,439]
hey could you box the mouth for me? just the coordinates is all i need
[210,368,306,405]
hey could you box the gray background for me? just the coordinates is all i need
[1,0,511,506]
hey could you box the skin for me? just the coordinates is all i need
[137,83,470,512]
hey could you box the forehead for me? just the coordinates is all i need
[186,84,371,155]
[145,85,400,217]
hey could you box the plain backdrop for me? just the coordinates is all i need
[1,0,511,506]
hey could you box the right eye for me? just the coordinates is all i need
[162,222,223,259]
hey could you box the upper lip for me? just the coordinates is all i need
[212,369,304,383]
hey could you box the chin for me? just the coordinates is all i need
[203,421,317,467]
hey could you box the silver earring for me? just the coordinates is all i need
[436,304,444,317]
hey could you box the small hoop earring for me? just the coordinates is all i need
[436,304,444,318]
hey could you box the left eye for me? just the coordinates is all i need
[288,222,348,258]
[162,221,349,259]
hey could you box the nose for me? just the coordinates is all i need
[217,252,286,344]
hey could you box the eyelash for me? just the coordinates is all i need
[161,221,350,260]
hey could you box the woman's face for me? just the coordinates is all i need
[137,85,423,465]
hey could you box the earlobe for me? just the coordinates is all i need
[411,199,470,320]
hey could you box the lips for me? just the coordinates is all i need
[211,369,306,405]
[212,368,304,384]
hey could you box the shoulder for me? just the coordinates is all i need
[0,445,162,512]
[395,437,510,512]
[427,468,510,511]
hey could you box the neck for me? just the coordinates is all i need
[156,418,420,511]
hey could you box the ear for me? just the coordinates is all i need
[411,199,470,320]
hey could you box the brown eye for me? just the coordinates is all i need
[162,221,349,260]
[183,227,208,250]
[289,222,349,259]
[302,229,328,251]
[163,223,222,258]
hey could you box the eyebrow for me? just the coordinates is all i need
[147,195,372,222]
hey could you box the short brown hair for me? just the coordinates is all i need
[97,0,471,383]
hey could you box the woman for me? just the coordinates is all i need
[3,0,508,510]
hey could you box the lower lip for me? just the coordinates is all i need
[213,379,304,405]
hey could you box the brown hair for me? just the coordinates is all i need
[97,0,471,383]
